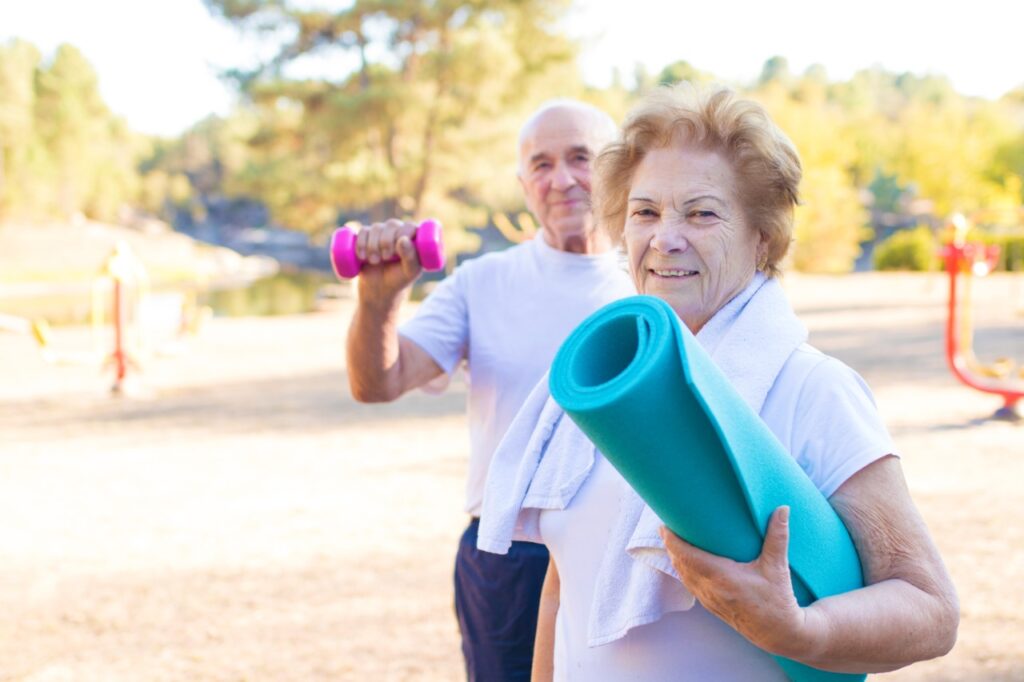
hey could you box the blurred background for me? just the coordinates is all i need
[1,0,1023,324]
[1,2,1023,681]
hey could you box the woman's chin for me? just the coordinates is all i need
[640,290,701,326]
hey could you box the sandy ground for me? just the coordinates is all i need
[0,272,1022,681]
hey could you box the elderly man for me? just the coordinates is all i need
[346,100,634,680]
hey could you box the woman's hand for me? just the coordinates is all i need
[661,457,958,674]
[659,506,822,659]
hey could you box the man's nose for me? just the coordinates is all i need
[550,161,576,191]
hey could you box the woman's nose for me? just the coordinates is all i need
[650,223,689,253]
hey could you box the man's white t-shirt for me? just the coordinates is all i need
[400,235,635,516]
[538,346,896,681]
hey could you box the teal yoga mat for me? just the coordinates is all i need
[549,295,866,682]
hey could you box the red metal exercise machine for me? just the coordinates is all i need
[940,215,1023,421]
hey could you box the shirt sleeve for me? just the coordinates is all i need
[790,357,898,498]
[398,267,470,375]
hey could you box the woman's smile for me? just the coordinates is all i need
[648,267,700,279]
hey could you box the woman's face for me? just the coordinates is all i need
[624,141,762,333]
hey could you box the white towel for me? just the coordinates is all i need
[475,380,595,551]
[477,272,808,646]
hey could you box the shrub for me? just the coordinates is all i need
[977,233,1024,272]
[873,226,939,271]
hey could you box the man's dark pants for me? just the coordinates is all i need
[454,518,549,681]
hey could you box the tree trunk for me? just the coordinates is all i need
[357,30,370,92]
[411,24,451,218]
[384,123,401,202]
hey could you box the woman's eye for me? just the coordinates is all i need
[689,210,718,221]
[631,208,657,218]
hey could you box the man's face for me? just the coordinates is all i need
[518,107,608,246]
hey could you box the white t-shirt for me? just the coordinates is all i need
[538,346,896,681]
[400,236,635,516]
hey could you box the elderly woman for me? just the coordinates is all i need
[477,84,958,681]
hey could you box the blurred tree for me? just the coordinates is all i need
[631,63,658,96]
[34,44,109,217]
[205,0,580,252]
[0,40,40,219]
[803,63,828,85]
[867,169,905,213]
[758,55,791,87]
[792,165,870,272]
[83,115,140,222]
[873,225,939,271]
[990,138,1024,203]
[989,90,1024,203]
[890,96,1017,215]
[27,44,139,222]
[753,76,869,273]
[136,112,259,226]
[657,60,712,87]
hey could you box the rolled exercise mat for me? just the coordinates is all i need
[549,295,866,682]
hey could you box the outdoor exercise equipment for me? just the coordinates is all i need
[329,219,444,279]
[10,241,209,395]
[550,295,866,682]
[940,214,1024,421]
[12,243,147,371]
[97,241,147,393]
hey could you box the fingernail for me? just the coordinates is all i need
[780,506,790,524]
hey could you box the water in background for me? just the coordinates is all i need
[203,271,337,317]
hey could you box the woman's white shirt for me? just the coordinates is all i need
[541,452,790,681]
[537,345,894,681]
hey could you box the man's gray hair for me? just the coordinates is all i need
[517,98,618,151]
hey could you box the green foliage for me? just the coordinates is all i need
[0,39,40,219]
[873,226,940,271]
[975,232,1024,272]
[657,60,712,88]
[2,29,1024,276]
[203,0,580,251]
[135,112,258,224]
[888,97,1016,216]
[868,170,905,213]
[758,56,791,87]
[792,166,869,273]
[752,80,868,273]
[990,134,1024,202]
[0,40,139,223]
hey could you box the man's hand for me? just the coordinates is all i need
[353,219,423,306]
[659,506,822,660]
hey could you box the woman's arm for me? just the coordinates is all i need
[794,454,959,672]
[532,559,560,682]
[660,455,958,674]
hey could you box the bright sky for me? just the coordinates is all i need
[2,0,1021,137]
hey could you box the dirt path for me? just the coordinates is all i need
[1,273,1021,681]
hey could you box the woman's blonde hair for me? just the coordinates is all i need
[592,83,801,276]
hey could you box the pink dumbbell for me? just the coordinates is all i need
[330,219,445,279]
